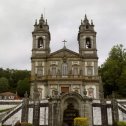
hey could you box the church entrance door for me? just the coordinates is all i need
[63,103,79,126]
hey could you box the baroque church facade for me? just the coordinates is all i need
[29,14,102,126]
[2,14,126,126]
[30,14,101,100]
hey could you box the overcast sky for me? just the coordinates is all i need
[0,0,126,70]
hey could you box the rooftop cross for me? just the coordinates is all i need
[62,40,67,48]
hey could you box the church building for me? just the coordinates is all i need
[30,14,101,126]
[30,14,101,100]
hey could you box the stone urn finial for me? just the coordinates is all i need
[83,87,87,96]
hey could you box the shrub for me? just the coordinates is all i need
[117,121,126,126]
[74,117,89,126]
[21,122,32,126]
[14,121,21,126]
[14,121,32,126]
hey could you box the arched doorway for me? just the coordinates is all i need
[61,93,83,126]
[63,103,79,126]
[48,92,93,126]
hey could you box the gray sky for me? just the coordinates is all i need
[0,0,126,70]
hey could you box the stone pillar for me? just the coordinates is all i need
[53,101,57,126]
[57,100,61,126]
[48,96,60,126]
[48,98,52,126]
[33,83,40,126]
[82,87,93,126]
[112,93,119,124]
[33,100,40,126]
[21,92,29,122]
[101,99,108,126]
[83,98,93,126]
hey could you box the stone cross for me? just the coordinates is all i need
[62,40,67,47]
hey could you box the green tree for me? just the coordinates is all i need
[0,68,30,94]
[16,78,30,97]
[0,77,9,93]
[9,70,30,88]
[100,44,126,98]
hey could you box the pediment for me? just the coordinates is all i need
[49,48,80,58]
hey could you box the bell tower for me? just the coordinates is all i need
[78,15,97,58]
[30,15,51,99]
[32,14,51,57]
[78,15,100,99]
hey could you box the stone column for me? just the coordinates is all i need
[48,96,60,126]
[82,89,93,126]
[33,100,40,126]
[112,92,119,124]
[21,92,29,122]
[33,83,40,126]
[101,99,108,126]
[48,98,53,126]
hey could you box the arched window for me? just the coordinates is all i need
[37,67,44,76]
[38,37,44,48]
[62,63,68,76]
[51,65,57,76]
[86,37,91,48]
[40,24,42,28]
[73,65,78,76]
[86,25,89,29]
[87,66,93,76]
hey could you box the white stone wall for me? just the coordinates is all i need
[118,109,126,121]
[118,103,126,121]
[39,107,48,125]
[0,100,22,111]
[107,108,113,125]
[93,107,102,125]
[0,105,16,110]
[3,109,22,126]
[28,108,33,124]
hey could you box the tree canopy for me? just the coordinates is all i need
[17,78,30,97]
[100,44,126,98]
[0,77,9,93]
[0,68,30,97]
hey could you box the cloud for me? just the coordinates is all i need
[0,0,126,70]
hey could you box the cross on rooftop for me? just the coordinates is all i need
[62,40,67,47]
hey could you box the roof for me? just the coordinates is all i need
[49,47,80,58]
[0,92,17,96]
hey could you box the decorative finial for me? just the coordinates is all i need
[85,14,87,20]
[84,14,89,24]
[81,19,83,25]
[83,86,87,96]
[46,19,48,24]
[62,40,67,48]
[35,19,37,25]
[41,14,43,19]
[39,14,44,25]
[91,19,93,25]
[24,91,28,98]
